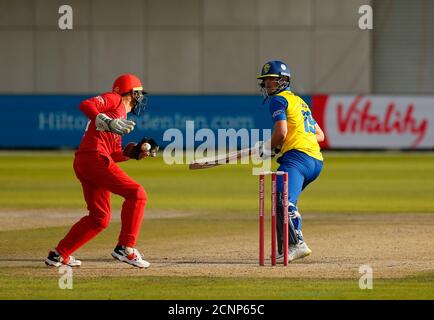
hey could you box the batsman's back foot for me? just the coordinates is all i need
[288,242,312,262]
[276,242,312,264]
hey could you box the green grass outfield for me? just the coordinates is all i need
[0,151,433,300]
[1,272,433,300]
[1,151,434,213]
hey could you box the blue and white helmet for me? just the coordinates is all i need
[257,60,291,98]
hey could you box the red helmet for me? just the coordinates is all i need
[112,74,143,94]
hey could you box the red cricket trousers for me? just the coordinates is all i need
[56,153,147,259]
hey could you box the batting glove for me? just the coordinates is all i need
[255,140,276,160]
[95,113,135,136]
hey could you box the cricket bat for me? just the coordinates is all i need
[188,147,255,170]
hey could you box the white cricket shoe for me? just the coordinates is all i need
[288,242,312,262]
[45,250,82,267]
[111,245,150,268]
[277,242,312,263]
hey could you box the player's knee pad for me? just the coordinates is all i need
[276,192,299,247]
[288,202,302,230]
[288,202,304,242]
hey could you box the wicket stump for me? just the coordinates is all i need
[259,171,289,266]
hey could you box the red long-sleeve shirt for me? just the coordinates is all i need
[76,92,128,162]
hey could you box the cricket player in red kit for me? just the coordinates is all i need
[45,74,159,269]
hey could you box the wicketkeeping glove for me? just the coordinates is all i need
[95,113,135,136]
[123,138,160,160]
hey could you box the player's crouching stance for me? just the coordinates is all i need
[257,61,325,263]
[45,74,159,269]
